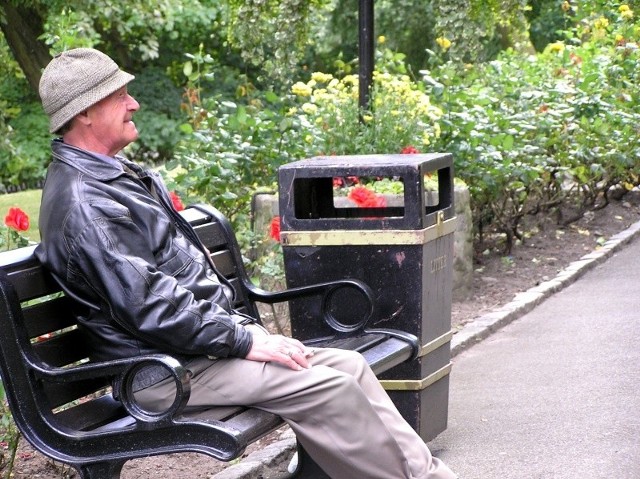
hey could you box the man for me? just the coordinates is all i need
[36,48,457,479]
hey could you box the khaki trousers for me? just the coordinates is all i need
[135,347,456,479]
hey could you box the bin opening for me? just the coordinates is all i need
[291,174,443,220]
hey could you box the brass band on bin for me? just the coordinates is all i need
[279,217,457,247]
[379,329,453,391]
[419,330,453,358]
[379,362,453,391]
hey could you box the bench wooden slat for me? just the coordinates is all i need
[191,221,229,252]
[31,328,91,367]
[45,378,113,411]
[210,249,236,278]
[23,296,78,338]
[5,263,59,302]
[308,333,413,375]
[54,394,129,432]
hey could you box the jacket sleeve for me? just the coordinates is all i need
[64,200,253,359]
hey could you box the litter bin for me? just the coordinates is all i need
[278,153,456,441]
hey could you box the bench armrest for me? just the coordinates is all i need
[29,354,190,427]
[245,278,375,334]
[187,203,379,335]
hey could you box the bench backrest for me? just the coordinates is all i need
[0,204,260,434]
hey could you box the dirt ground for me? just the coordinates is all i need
[3,191,640,479]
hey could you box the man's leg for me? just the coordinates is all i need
[135,349,456,479]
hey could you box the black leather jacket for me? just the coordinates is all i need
[36,140,253,363]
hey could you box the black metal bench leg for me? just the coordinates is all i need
[292,443,331,479]
[77,460,125,479]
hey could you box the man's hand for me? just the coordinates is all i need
[245,333,315,371]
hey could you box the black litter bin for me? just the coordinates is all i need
[278,153,456,441]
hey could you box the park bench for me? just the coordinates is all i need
[0,203,419,479]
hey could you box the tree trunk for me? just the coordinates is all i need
[0,1,51,93]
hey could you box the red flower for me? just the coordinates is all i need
[348,186,386,208]
[169,191,185,211]
[401,146,419,154]
[361,195,387,208]
[4,207,29,232]
[333,177,344,188]
[269,216,281,242]
[348,186,375,206]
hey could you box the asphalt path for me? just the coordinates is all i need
[427,235,640,479]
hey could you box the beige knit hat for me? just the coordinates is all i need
[39,48,135,133]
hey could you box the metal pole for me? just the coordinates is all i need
[359,0,374,112]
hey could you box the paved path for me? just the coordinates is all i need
[428,234,640,479]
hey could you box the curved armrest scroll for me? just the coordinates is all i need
[29,354,190,426]
[245,278,376,334]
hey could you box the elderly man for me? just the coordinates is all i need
[36,48,457,479]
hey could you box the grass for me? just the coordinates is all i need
[0,189,42,243]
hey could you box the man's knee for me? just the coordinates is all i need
[313,347,368,372]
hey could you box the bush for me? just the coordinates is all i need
[127,66,186,164]
[0,72,49,189]
[423,3,640,252]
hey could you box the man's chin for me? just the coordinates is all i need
[127,124,139,141]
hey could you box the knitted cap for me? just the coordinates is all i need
[39,48,135,133]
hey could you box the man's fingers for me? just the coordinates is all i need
[281,348,311,370]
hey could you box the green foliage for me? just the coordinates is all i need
[3,103,50,186]
[431,0,532,65]
[127,67,186,163]
[425,2,640,252]
[0,57,48,189]
[165,50,308,234]
[227,0,331,85]
[315,0,438,75]
[40,6,101,51]
[0,381,20,477]
[527,0,573,51]
[286,55,443,156]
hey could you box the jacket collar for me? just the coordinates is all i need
[51,139,128,181]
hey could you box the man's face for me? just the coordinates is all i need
[86,86,140,156]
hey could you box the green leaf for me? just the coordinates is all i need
[183,61,193,78]
[503,135,515,150]
[236,106,248,125]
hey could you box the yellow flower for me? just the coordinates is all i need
[342,75,359,86]
[378,35,386,44]
[561,1,570,12]
[435,37,452,51]
[621,8,634,20]
[362,114,373,123]
[593,16,609,29]
[546,41,565,53]
[304,134,314,144]
[311,72,333,83]
[301,102,318,114]
[619,4,630,12]
[291,82,312,97]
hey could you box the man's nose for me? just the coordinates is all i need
[128,95,140,111]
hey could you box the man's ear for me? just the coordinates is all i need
[75,110,91,127]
